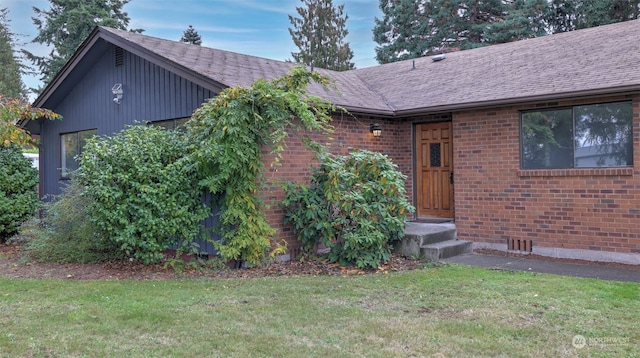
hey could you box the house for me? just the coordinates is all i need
[22,19,640,264]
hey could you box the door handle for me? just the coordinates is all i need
[450,172,454,184]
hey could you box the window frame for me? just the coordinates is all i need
[519,101,633,170]
[148,117,189,130]
[60,129,97,179]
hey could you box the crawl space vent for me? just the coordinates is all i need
[507,238,533,252]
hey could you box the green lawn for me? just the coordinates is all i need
[1,264,638,357]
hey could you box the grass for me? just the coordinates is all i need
[1,264,638,357]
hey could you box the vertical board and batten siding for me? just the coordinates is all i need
[41,44,216,196]
[40,43,219,254]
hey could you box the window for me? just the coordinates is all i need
[60,129,97,178]
[149,117,189,130]
[521,101,633,169]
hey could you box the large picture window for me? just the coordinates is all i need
[61,129,97,178]
[521,101,633,169]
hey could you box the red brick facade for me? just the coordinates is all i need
[452,94,640,258]
[264,113,443,254]
[263,95,639,262]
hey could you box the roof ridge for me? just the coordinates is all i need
[99,26,299,67]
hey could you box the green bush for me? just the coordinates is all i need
[282,150,414,268]
[76,125,210,264]
[0,144,39,242]
[22,181,123,263]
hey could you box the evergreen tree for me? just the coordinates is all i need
[374,0,547,64]
[545,0,640,33]
[373,0,433,63]
[484,0,547,44]
[0,8,26,100]
[25,0,142,91]
[288,0,354,71]
[180,25,202,45]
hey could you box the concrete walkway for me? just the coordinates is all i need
[443,252,640,283]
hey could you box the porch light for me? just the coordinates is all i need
[111,83,123,104]
[370,123,382,137]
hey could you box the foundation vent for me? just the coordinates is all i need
[507,238,533,252]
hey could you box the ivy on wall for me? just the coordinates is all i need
[186,67,335,266]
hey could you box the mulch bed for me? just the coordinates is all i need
[3,243,637,281]
[0,243,427,280]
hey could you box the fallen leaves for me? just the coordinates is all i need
[0,243,426,280]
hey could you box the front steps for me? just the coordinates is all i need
[396,221,472,261]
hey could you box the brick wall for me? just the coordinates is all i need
[453,94,640,255]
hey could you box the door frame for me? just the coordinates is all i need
[413,120,455,219]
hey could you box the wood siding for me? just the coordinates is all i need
[40,44,216,197]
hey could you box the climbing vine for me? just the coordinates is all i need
[186,67,335,266]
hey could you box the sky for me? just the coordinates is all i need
[3,0,382,100]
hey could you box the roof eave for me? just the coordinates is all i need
[97,28,227,94]
[340,105,395,117]
[32,27,227,110]
[32,27,102,109]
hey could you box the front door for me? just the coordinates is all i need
[415,122,454,218]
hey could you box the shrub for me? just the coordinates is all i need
[22,181,123,263]
[282,149,414,268]
[76,125,210,264]
[0,144,39,242]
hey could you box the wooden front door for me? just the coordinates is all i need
[415,122,454,218]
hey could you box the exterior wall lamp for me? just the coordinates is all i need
[112,83,123,104]
[370,123,382,137]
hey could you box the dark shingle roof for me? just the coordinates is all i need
[37,19,640,116]
[100,27,392,114]
[354,19,640,115]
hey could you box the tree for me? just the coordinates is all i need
[0,8,26,100]
[288,0,354,71]
[0,96,60,146]
[373,0,546,63]
[484,0,547,44]
[25,0,142,91]
[180,25,202,45]
[545,0,640,34]
[373,0,433,63]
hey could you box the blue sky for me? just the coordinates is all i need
[4,0,382,99]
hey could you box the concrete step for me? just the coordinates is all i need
[395,222,458,258]
[404,222,456,245]
[421,240,473,261]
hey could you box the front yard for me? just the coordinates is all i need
[1,264,638,357]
